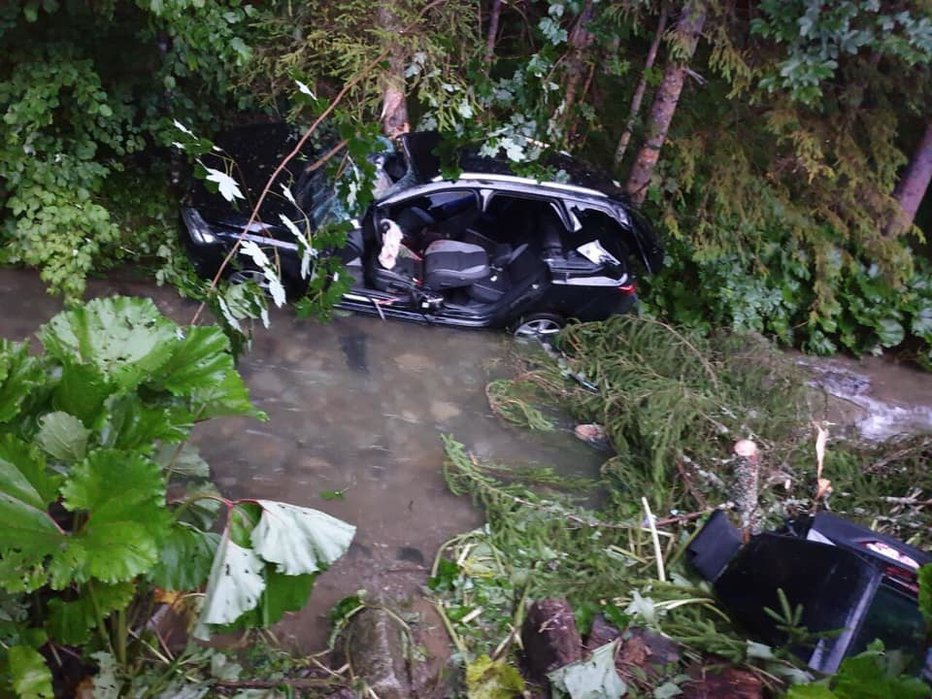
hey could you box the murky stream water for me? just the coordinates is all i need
[0,269,605,651]
[2,269,930,653]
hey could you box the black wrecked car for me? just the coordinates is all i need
[688,510,931,678]
[180,125,662,338]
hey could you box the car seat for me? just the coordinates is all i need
[422,240,490,290]
[540,214,565,260]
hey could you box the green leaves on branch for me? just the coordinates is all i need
[752,0,932,104]
[195,500,355,639]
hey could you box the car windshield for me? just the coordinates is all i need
[294,143,398,228]
[296,166,344,227]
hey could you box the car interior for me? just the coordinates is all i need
[359,193,567,312]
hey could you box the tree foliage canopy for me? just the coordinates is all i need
[1,0,930,359]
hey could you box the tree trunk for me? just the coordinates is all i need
[485,0,503,64]
[614,2,669,169]
[378,4,410,139]
[625,0,707,205]
[560,0,595,132]
[887,121,932,236]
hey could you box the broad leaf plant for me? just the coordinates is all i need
[0,296,354,697]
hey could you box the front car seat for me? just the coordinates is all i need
[422,240,490,290]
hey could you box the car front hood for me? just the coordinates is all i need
[190,123,319,228]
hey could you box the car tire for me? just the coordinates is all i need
[512,313,565,341]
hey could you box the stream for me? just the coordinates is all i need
[0,268,929,653]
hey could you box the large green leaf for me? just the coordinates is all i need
[875,317,905,347]
[157,326,240,395]
[58,450,171,584]
[173,482,223,530]
[0,340,44,425]
[213,567,318,632]
[194,529,266,639]
[149,524,219,591]
[164,327,263,420]
[36,412,89,463]
[229,502,262,547]
[38,296,178,391]
[52,362,113,426]
[100,394,192,450]
[62,449,165,512]
[8,645,53,699]
[0,435,59,509]
[250,500,356,575]
[832,647,930,699]
[190,370,266,421]
[911,303,932,340]
[46,582,134,645]
[259,569,316,626]
[154,443,210,478]
[0,436,64,556]
[466,654,527,699]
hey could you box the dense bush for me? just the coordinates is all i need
[0,1,263,300]
[644,236,932,366]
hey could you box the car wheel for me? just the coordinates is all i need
[512,313,565,341]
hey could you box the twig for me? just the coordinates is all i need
[433,600,467,656]
[465,453,635,530]
[654,509,711,527]
[642,497,666,582]
[215,678,333,689]
[675,458,708,510]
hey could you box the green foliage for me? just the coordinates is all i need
[646,238,932,361]
[499,317,931,547]
[547,640,626,699]
[919,564,932,637]
[752,0,932,104]
[435,436,796,691]
[0,0,266,300]
[485,378,557,431]
[466,654,527,698]
[550,317,807,513]
[439,328,931,692]
[0,296,354,696]
[787,641,930,699]
[6,645,53,699]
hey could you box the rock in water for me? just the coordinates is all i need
[334,608,409,699]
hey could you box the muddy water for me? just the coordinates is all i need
[0,269,604,651]
[802,355,932,440]
[3,269,930,653]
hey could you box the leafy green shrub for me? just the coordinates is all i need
[786,641,930,698]
[0,296,354,696]
[0,1,263,300]
[645,236,932,364]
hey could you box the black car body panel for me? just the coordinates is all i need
[182,124,661,332]
[687,510,931,676]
